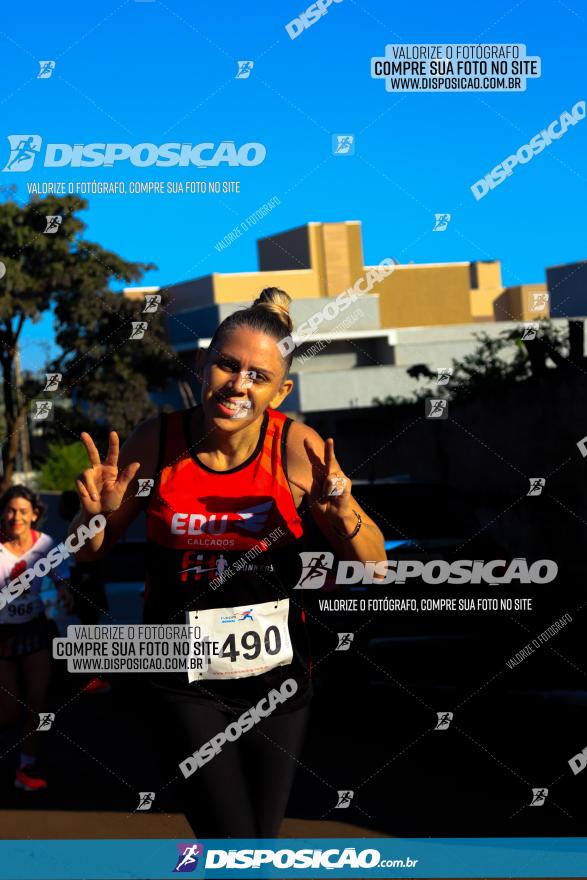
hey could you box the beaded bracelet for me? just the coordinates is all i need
[333,509,362,539]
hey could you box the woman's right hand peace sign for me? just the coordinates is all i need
[76,431,141,517]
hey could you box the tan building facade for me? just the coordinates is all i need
[493,284,549,321]
[125,220,549,326]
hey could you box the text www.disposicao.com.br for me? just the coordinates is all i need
[68,657,202,671]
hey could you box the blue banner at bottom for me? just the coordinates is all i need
[1,837,587,879]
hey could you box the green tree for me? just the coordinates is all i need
[374,320,573,406]
[39,441,89,491]
[0,194,181,489]
[51,281,182,441]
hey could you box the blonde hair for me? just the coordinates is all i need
[252,287,293,332]
[208,287,295,374]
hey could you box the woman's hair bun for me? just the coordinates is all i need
[252,287,293,333]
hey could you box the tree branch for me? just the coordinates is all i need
[14,314,25,340]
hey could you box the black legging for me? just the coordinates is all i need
[153,694,310,838]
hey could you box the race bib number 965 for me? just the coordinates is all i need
[187,598,293,682]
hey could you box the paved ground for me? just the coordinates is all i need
[0,810,385,839]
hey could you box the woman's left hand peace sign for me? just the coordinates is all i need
[306,437,353,519]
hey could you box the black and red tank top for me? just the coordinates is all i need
[144,405,313,713]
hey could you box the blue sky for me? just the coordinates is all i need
[1,0,585,370]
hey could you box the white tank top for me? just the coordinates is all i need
[0,532,69,624]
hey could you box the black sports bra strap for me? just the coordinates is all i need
[281,416,293,481]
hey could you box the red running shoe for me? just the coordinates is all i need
[82,676,111,694]
[15,765,48,791]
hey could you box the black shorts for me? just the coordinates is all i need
[0,614,53,659]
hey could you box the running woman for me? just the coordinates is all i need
[71,287,386,837]
[0,485,73,791]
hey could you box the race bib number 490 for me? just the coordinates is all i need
[187,598,293,682]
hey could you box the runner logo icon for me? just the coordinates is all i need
[435,711,453,730]
[220,608,254,623]
[37,61,55,79]
[530,292,549,312]
[436,368,452,385]
[136,791,155,811]
[130,321,148,340]
[527,477,546,495]
[521,323,539,340]
[136,479,154,497]
[426,399,448,419]
[333,134,355,155]
[43,373,62,391]
[433,213,451,232]
[43,215,62,234]
[36,712,55,731]
[236,61,254,79]
[3,135,42,172]
[293,551,334,588]
[173,843,204,872]
[530,788,548,806]
[31,401,53,420]
[143,294,161,313]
